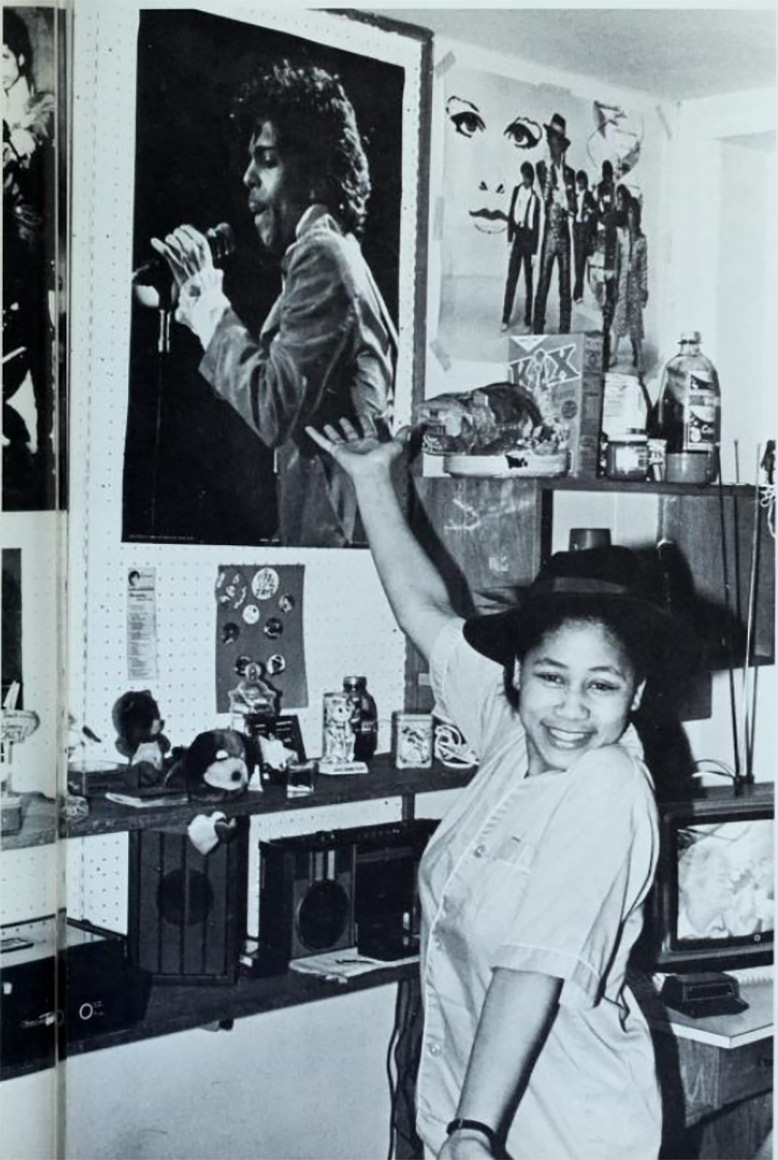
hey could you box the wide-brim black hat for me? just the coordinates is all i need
[463,546,697,679]
[543,113,570,150]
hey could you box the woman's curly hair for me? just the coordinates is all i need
[233,62,371,237]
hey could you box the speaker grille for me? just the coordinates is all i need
[128,822,248,984]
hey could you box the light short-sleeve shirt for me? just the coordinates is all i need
[416,620,662,1160]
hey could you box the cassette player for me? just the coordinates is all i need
[661,971,750,1019]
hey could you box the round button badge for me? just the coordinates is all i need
[252,567,280,601]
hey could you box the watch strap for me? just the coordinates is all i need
[446,1118,497,1148]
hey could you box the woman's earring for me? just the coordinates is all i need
[512,662,521,693]
[631,679,646,713]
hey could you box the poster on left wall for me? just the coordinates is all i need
[3,6,66,511]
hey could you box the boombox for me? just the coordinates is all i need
[128,820,249,984]
[258,819,437,971]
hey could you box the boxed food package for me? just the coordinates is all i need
[507,332,605,479]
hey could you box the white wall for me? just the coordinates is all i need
[65,987,397,1160]
[0,1068,60,1160]
[659,88,777,484]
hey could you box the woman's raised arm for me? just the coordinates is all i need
[306,420,456,663]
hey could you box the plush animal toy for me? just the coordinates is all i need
[112,691,170,769]
[174,729,249,803]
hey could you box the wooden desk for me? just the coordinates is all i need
[649,982,773,1160]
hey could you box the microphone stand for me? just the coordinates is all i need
[143,276,173,540]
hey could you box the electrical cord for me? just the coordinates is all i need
[691,759,737,781]
[385,979,404,1160]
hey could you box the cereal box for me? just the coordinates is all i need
[507,332,605,479]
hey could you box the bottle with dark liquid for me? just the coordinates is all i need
[343,676,378,762]
[654,331,721,479]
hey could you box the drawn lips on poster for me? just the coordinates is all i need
[122,8,407,549]
[436,65,645,365]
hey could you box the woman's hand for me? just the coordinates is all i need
[437,1130,494,1160]
[305,418,409,483]
[150,224,214,293]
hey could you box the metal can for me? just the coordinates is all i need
[605,434,649,481]
[391,712,433,769]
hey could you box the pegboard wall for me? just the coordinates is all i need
[64,5,429,916]
[68,3,426,758]
[2,512,63,800]
[0,844,60,925]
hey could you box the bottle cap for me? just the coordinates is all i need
[679,330,701,344]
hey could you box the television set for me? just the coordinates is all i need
[639,782,774,974]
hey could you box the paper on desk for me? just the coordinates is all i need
[290,948,419,983]
[104,792,188,808]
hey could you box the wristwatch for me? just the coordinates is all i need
[446,1119,497,1149]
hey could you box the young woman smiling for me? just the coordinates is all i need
[307,419,696,1160]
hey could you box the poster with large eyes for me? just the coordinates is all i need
[434,63,647,368]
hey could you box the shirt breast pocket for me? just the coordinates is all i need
[461,837,537,951]
[489,835,536,870]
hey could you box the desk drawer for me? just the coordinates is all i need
[718,1037,773,1106]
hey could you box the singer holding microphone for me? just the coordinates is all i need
[149,61,396,548]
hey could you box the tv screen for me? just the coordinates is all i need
[640,783,774,974]
[675,817,773,945]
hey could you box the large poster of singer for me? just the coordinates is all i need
[3,7,63,511]
[434,63,650,368]
[123,9,410,548]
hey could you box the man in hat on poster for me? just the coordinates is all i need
[532,112,576,334]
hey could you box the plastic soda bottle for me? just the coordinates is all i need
[655,331,721,473]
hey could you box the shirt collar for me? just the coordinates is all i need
[295,203,332,240]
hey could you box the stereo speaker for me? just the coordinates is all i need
[259,831,355,968]
[128,820,249,984]
[258,820,437,970]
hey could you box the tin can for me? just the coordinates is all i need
[605,434,648,481]
[322,692,357,765]
[391,712,433,769]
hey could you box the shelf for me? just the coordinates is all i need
[1,794,57,850]
[64,757,475,840]
[1,957,419,1081]
[538,478,759,497]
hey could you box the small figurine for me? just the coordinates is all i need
[322,693,358,765]
[228,661,279,727]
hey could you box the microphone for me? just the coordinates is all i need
[132,222,237,286]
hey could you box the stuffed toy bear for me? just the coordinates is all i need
[112,691,171,776]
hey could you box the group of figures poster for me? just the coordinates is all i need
[3,5,63,512]
[436,63,647,367]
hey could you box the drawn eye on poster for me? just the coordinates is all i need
[433,64,648,370]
